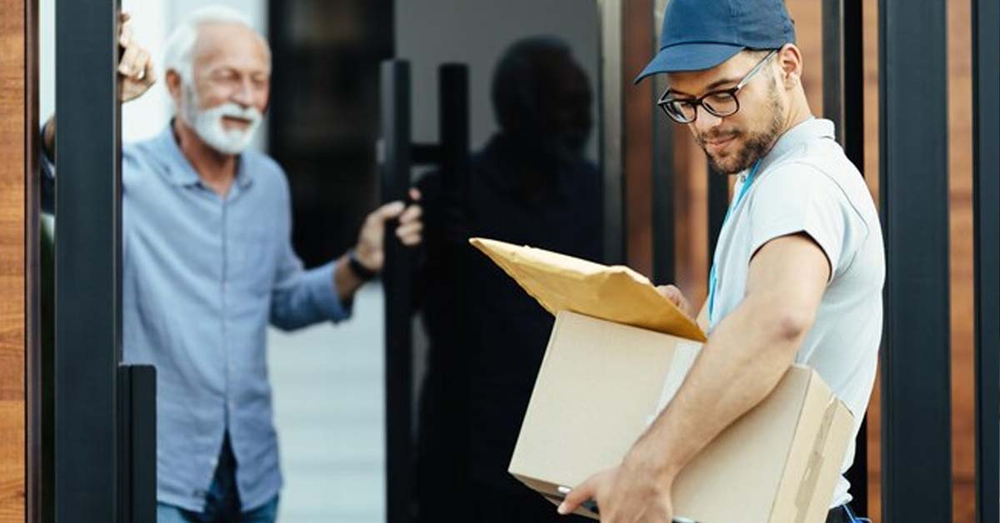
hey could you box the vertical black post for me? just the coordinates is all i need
[54,0,121,521]
[651,57,675,282]
[822,0,844,144]
[116,368,150,523]
[822,0,867,168]
[25,0,43,520]
[844,0,868,515]
[437,63,472,504]
[598,0,625,265]
[878,1,952,522]
[117,369,131,523]
[117,366,156,523]
[439,65,469,184]
[381,59,415,523]
[972,1,999,522]
[823,0,868,514]
[841,0,865,173]
[651,0,675,283]
[439,64,470,236]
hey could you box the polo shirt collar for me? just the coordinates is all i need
[757,117,836,174]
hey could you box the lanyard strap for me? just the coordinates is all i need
[707,160,762,327]
[844,504,871,523]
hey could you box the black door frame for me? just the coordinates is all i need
[878,0,953,521]
[971,1,999,522]
[53,0,123,519]
[52,0,155,521]
[821,0,869,514]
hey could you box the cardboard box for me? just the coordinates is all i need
[469,239,854,523]
[509,312,854,523]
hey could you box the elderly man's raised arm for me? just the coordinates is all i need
[38,11,156,211]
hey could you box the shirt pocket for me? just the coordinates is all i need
[230,227,279,296]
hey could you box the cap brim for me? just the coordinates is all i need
[634,43,744,84]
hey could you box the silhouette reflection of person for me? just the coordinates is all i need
[415,36,602,523]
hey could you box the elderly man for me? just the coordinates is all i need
[559,1,884,523]
[41,7,421,523]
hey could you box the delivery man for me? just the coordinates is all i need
[558,1,884,522]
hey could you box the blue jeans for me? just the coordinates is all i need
[157,433,279,523]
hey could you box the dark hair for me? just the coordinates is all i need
[491,36,576,132]
[745,47,779,59]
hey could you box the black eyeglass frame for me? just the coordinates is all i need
[657,49,779,124]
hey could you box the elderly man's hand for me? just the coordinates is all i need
[557,453,676,523]
[118,12,156,103]
[39,12,155,157]
[353,188,423,273]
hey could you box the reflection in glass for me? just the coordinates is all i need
[415,36,602,523]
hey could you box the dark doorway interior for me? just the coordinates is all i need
[268,0,394,267]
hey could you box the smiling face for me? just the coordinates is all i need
[666,49,789,174]
[167,22,271,154]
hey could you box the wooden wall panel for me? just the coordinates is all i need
[624,0,655,276]
[862,0,977,521]
[947,0,976,520]
[0,0,27,520]
[859,1,884,520]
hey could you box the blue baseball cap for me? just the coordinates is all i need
[635,0,796,83]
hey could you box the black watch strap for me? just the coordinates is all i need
[348,250,378,281]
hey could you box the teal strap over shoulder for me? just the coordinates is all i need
[707,160,762,327]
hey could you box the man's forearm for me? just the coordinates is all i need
[626,293,808,481]
[333,253,365,303]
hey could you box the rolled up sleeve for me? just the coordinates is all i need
[269,244,352,331]
[748,163,866,281]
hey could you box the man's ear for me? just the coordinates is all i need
[777,44,803,90]
[165,69,183,101]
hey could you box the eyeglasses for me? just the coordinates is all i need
[657,49,778,124]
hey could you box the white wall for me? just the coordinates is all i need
[395,0,600,160]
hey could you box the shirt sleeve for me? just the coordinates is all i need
[748,163,866,281]
[268,174,352,330]
[38,122,144,214]
[39,123,56,214]
[269,251,352,330]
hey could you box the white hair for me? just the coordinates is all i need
[162,5,269,82]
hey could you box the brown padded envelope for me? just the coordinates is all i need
[470,238,707,342]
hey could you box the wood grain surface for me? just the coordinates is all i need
[0,0,27,520]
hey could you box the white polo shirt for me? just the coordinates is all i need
[709,118,885,507]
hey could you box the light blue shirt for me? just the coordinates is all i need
[44,124,351,511]
[708,118,884,506]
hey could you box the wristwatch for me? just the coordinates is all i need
[348,249,378,281]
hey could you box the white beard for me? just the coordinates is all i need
[180,85,262,155]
